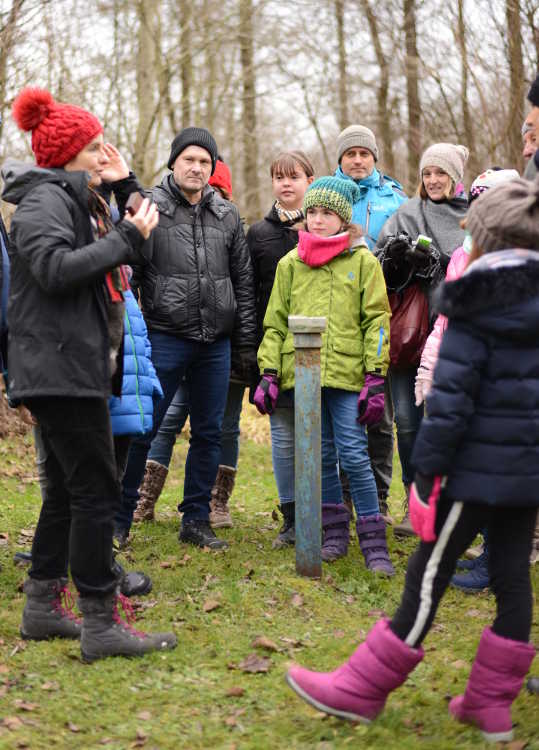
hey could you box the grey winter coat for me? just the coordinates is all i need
[376,195,468,259]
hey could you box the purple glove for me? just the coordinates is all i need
[254,373,279,415]
[357,374,385,426]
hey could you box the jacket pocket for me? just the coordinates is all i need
[332,335,363,356]
[280,335,295,383]
[160,276,189,328]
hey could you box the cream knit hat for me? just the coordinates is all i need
[419,143,469,184]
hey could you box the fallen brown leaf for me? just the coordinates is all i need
[226,686,245,697]
[203,598,221,613]
[251,636,280,652]
[14,700,37,712]
[0,665,9,674]
[225,716,237,727]
[367,609,386,618]
[136,728,147,740]
[237,653,272,673]
[137,711,152,721]
[506,741,527,750]
[290,593,303,608]
[451,660,468,669]
[3,716,23,730]
[159,561,173,569]
[333,630,346,639]
[40,681,59,691]
[66,722,80,733]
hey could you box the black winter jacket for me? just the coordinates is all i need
[1,160,147,400]
[134,175,256,347]
[412,249,539,508]
[246,205,299,345]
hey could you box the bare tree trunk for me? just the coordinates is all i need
[335,0,348,129]
[456,0,477,177]
[133,0,158,184]
[506,0,525,171]
[179,0,192,126]
[239,0,260,225]
[0,0,26,140]
[403,0,421,191]
[360,0,395,175]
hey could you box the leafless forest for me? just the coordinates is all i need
[0,0,538,223]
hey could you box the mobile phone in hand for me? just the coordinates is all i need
[125,192,144,216]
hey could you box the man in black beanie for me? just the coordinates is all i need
[117,127,257,550]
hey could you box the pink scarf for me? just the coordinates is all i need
[297,230,351,267]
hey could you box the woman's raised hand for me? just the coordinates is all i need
[124,198,159,239]
[100,143,130,182]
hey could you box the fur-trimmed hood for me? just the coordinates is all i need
[436,248,539,341]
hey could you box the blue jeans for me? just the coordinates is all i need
[390,367,424,486]
[321,388,379,517]
[148,381,245,469]
[117,332,231,529]
[269,388,377,517]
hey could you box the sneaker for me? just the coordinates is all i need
[179,519,229,550]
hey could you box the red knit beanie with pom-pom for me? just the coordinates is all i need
[12,87,103,168]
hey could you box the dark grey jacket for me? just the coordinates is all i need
[134,174,256,347]
[1,160,147,400]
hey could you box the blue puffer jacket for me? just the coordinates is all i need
[334,166,407,249]
[412,249,539,508]
[109,288,163,436]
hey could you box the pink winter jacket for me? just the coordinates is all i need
[415,246,468,404]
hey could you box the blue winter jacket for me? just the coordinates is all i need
[334,166,407,250]
[108,288,163,436]
[412,249,539,509]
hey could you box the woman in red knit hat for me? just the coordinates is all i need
[2,87,177,661]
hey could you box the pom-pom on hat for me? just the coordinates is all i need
[12,87,103,168]
[468,168,520,204]
[419,143,469,185]
[303,176,361,224]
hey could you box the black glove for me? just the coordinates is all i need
[231,347,258,380]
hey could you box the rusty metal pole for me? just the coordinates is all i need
[289,315,327,579]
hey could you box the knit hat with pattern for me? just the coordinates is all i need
[466,175,539,253]
[336,125,378,163]
[468,168,520,204]
[303,176,361,224]
[12,87,103,168]
[419,143,469,184]
[168,127,218,174]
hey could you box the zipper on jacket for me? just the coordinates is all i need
[125,313,145,430]
[377,326,384,357]
[365,202,371,240]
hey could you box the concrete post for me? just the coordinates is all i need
[288,315,327,579]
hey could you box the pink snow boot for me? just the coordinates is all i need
[449,627,535,743]
[286,619,423,722]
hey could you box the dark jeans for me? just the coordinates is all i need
[147,380,245,469]
[390,366,423,486]
[367,377,394,498]
[118,332,231,529]
[27,397,119,597]
[390,494,536,646]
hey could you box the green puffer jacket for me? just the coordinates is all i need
[258,243,390,392]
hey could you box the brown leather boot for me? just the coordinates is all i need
[209,465,235,529]
[133,460,168,523]
[378,495,394,525]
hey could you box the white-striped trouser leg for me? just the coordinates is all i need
[405,502,464,647]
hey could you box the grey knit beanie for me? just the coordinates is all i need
[466,175,539,253]
[337,125,378,163]
[419,143,469,184]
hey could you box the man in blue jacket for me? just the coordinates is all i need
[335,124,407,521]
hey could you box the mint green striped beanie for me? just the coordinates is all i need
[303,176,361,224]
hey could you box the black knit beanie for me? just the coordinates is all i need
[528,73,539,107]
[167,127,218,173]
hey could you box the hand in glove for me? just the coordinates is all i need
[409,473,443,542]
[231,347,258,380]
[357,374,385,426]
[253,373,279,415]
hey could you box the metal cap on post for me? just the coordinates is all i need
[289,315,327,579]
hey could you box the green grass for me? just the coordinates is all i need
[0,415,538,750]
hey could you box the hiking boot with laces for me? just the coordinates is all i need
[378,495,394,525]
[21,577,81,640]
[179,519,229,549]
[393,486,416,539]
[133,460,169,522]
[209,465,235,529]
[79,592,177,663]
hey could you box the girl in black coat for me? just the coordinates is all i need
[286,176,538,744]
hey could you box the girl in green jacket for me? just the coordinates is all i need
[256,177,393,574]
